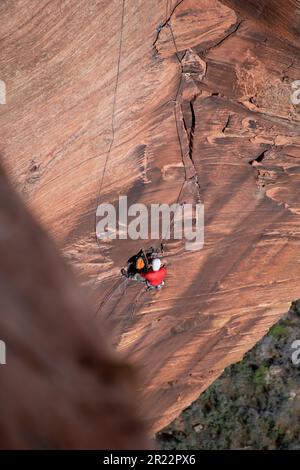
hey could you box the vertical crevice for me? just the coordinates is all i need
[189,100,196,164]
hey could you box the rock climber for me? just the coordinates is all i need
[121,250,147,278]
[121,247,167,290]
[140,257,167,290]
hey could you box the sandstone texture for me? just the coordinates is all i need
[0,0,299,436]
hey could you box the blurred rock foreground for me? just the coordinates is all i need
[0,0,299,447]
[0,165,148,449]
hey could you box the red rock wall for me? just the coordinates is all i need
[0,0,299,435]
[220,0,300,46]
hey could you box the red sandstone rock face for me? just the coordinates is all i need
[0,0,300,437]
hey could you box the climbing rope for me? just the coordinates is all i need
[165,0,170,24]
[95,0,126,249]
[95,0,187,318]
[125,5,189,319]
[159,20,188,246]
[153,0,184,46]
[93,0,126,316]
[95,276,128,318]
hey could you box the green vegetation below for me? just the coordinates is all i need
[156,301,300,449]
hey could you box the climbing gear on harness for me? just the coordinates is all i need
[136,257,145,270]
[146,280,165,291]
